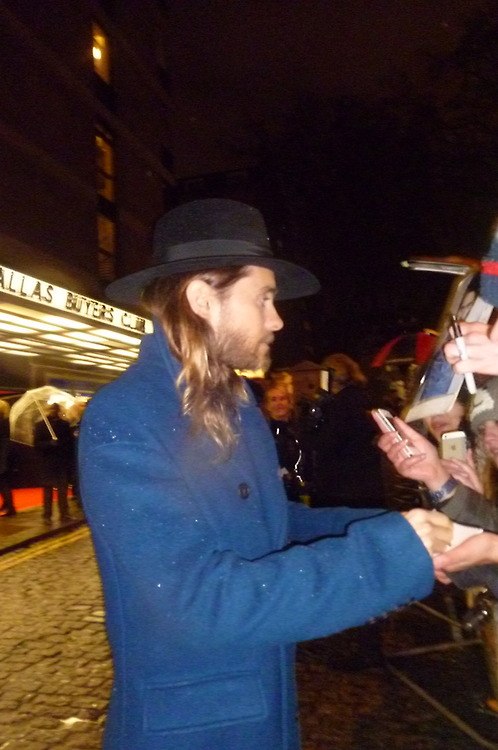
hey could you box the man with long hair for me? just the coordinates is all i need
[79,199,452,750]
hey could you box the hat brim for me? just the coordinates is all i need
[106,255,320,305]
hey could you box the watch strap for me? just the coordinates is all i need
[427,476,458,507]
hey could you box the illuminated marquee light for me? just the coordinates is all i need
[0,265,153,335]
[67,357,108,365]
[98,363,128,371]
[12,338,78,352]
[0,311,59,331]
[40,333,108,351]
[0,348,37,357]
[91,328,142,346]
[0,341,30,350]
[0,321,34,334]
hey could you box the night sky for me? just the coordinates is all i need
[164,1,493,364]
[166,0,484,175]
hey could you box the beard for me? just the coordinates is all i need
[215,326,273,372]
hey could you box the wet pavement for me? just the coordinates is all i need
[0,501,85,555]
[1,526,498,749]
[298,609,498,749]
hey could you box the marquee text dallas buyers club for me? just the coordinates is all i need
[0,265,150,334]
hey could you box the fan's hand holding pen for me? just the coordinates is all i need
[444,319,498,376]
[448,315,476,394]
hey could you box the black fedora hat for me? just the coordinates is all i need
[105,199,320,304]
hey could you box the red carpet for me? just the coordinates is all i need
[12,488,73,510]
[13,488,44,510]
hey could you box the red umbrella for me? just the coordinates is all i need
[371,330,437,368]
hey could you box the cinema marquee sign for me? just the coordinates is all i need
[0,265,153,334]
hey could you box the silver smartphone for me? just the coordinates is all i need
[440,430,467,461]
[372,408,414,457]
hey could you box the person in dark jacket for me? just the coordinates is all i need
[79,199,452,750]
[34,402,74,523]
[0,400,15,517]
[262,383,310,503]
[312,353,386,508]
[68,399,87,506]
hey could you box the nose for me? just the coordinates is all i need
[267,302,284,332]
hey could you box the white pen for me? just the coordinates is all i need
[450,315,476,395]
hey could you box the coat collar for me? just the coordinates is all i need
[137,319,257,407]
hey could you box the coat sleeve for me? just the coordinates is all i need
[287,500,390,542]
[440,484,498,531]
[80,437,434,651]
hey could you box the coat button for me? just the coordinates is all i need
[238,482,250,499]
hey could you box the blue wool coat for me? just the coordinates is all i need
[79,325,434,750]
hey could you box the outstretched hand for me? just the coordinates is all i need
[434,532,498,583]
[402,508,453,557]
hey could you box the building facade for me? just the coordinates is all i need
[0,0,174,392]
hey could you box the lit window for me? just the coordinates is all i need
[96,126,115,201]
[92,22,111,83]
[97,214,116,281]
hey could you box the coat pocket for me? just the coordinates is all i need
[143,671,268,733]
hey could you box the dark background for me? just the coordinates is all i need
[162,1,498,367]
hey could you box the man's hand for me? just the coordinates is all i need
[376,417,449,490]
[444,319,498,376]
[434,532,498,583]
[402,508,453,557]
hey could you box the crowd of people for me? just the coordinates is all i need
[0,400,15,517]
[369,233,498,601]
[377,364,498,595]
[0,397,86,522]
[258,317,498,607]
[259,353,387,510]
[4,196,498,749]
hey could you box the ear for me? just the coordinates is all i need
[185,279,217,322]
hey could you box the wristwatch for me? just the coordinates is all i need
[427,477,458,507]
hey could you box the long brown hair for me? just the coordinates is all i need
[142,267,250,456]
[475,433,498,502]
[321,353,367,386]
